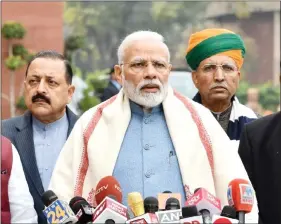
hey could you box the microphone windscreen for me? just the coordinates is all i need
[42,190,58,206]
[163,191,172,193]
[95,176,122,205]
[144,196,159,213]
[165,197,180,210]
[182,206,198,218]
[69,196,90,214]
[227,178,254,213]
[221,205,237,219]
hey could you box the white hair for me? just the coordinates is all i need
[117,30,170,64]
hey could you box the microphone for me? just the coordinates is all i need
[69,196,93,224]
[155,209,182,223]
[92,176,127,223]
[94,176,122,205]
[221,206,237,219]
[158,192,181,210]
[165,197,180,210]
[128,192,145,217]
[125,213,159,223]
[92,196,128,223]
[212,215,239,224]
[185,188,221,224]
[227,179,254,224]
[144,197,159,214]
[42,190,78,224]
[180,206,203,224]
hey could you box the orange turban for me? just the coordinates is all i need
[186,28,246,70]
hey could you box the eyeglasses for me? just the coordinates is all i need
[120,60,170,74]
[200,63,238,75]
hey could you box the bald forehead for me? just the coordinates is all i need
[123,40,170,63]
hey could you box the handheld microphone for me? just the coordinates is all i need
[144,197,159,214]
[42,190,78,224]
[92,196,127,223]
[185,188,221,224]
[125,213,159,223]
[69,196,93,224]
[92,177,127,223]
[165,197,180,210]
[128,192,145,217]
[158,192,181,210]
[156,209,182,223]
[94,176,122,205]
[227,179,254,224]
[180,206,203,224]
[221,206,237,219]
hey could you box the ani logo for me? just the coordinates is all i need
[240,184,254,205]
[227,186,234,206]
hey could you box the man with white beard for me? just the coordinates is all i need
[49,31,258,221]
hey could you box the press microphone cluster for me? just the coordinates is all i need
[42,176,254,224]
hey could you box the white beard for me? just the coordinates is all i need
[122,75,168,108]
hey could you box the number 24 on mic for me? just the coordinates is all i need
[43,200,67,224]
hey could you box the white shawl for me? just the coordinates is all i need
[49,87,258,221]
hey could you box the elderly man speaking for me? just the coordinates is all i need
[186,28,257,147]
[49,30,258,221]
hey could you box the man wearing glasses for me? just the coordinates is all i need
[49,30,258,221]
[186,28,257,148]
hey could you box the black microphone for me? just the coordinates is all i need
[181,206,198,219]
[162,190,172,193]
[221,205,237,219]
[42,190,77,224]
[69,196,93,224]
[165,197,180,210]
[144,196,159,214]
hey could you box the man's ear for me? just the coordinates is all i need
[114,64,122,84]
[192,71,199,89]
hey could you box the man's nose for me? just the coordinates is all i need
[144,63,157,79]
[37,80,47,94]
[214,67,225,82]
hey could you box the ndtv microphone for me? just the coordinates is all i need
[185,188,221,224]
[42,190,78,224]
[180,206,203,224]
[227,179,254,224]
[69,196,93,224]
[128,192,145,217]
[95,176,122,205]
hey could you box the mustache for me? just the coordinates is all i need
[210,83,228,90]
[137,79,162,90]
[32,93,51,104]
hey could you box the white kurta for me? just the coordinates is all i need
[49,87,258,222]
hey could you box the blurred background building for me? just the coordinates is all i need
[1,1,280,119]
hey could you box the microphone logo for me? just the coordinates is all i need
[227,186,234,206]
[240,184,254,205]
[92,201,106,220]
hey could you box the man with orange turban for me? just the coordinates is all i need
[186,28,257,148]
